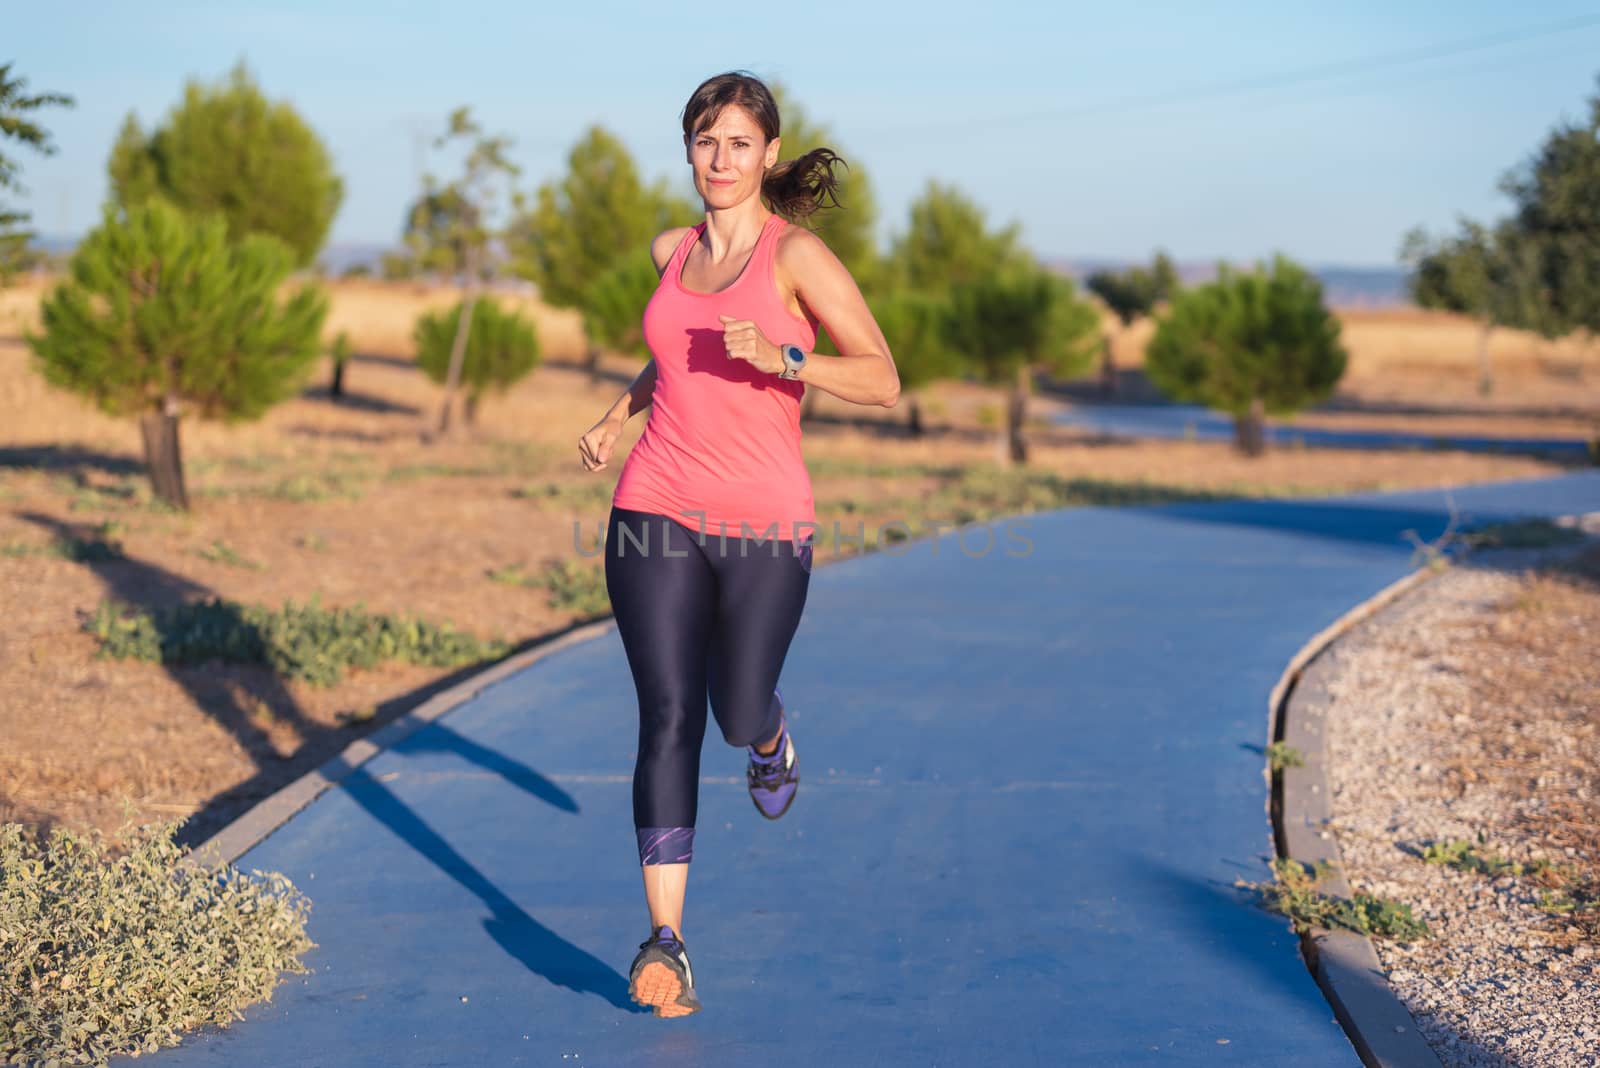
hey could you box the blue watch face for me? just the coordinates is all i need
[786,345,805,365]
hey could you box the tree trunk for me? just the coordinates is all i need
[1234,396,1266,457]
[586,342,603,386]
[800,386,818,423]
[1006,364,1030,466]
[437,286,477,437]
[907,394,923,437]
[1099,330,1117,397]
[140,399,189,511]
[1476,321,1494,396]
[330,356,346,400]
[464,392,480,426]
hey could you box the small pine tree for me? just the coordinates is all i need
[106,62,342,269]
[414,299,541,424]
[1146,255,1347,456]
[27,200,328,508]
[943,267,1099,464]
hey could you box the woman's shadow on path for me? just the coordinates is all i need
[18,511,639,1011]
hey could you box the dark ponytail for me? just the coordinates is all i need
[681,71,848,222]
[762,148,847,221]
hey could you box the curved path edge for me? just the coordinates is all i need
[1271,559,1461,1068]
[180,617,620,872]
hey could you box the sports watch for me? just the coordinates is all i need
[779,343,807,380]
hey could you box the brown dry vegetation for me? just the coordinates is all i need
[1,277,1595,848]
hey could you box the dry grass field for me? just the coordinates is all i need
[1,276,1595,849]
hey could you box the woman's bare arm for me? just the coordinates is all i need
[775,228,900,408]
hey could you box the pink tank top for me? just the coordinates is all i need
[612,213,818,543]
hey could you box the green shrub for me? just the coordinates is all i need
[1237,858,1431,943]
[1423,838,1560,880]
[0,815,314,1066]
[1265,741,1306,772]
[83,596,508,687]
[414,298,541,412]
[541,560,609,616]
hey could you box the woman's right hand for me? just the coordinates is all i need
[578,414,625,471]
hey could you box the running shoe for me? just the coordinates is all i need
[628,925,702,1018]
[747,714,799,820]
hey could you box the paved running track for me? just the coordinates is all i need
[1052,401,1591,460]
[133,471,1600,1067]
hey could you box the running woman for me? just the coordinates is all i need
[576,70,899,1018]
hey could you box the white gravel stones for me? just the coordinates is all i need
[1319,558,1598,1068]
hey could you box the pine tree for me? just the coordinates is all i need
[1146,255,1346,456]
[414,298,541,423]
[0,64,74,281]
[1501,75,1600,378]
[943,267,1099,465]
[27,200,328,507]
[885,181,1030,295]
[106,61,342,269]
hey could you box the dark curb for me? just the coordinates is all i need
[180,616,619,871]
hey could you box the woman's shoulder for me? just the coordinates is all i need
[775,220,845,286]
[650,226,698,274]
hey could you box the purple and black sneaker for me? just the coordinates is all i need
[747,712,799,820]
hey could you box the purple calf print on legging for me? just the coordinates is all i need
[637,826,695,865]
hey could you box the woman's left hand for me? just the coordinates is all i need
[719,315,784,375]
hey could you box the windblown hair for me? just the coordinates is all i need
[680,71,847,221]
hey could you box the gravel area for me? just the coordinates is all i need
[1320,531,1600,1067]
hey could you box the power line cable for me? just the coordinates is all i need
[864,12,1600,136]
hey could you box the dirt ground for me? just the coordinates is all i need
[1,278,1595,850]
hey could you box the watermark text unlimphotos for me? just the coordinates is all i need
[571,510,1034,560]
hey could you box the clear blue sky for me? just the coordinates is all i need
[11,1,1600,267]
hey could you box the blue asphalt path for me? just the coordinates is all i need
[1053,401,1592,460]
[137,472,1600,1067]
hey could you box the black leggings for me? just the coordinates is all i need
[603,505,812,866]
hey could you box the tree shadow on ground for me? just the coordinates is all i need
[17,509,325,805]
[0,445,143,479]
[298,384,421,416]
[349,352,415,370]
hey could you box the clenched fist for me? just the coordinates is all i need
[719,314,784,375]
[578,414,624,471]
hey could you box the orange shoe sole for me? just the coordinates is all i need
[629,960,700,1018]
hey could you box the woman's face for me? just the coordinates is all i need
[685,104,780,210]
